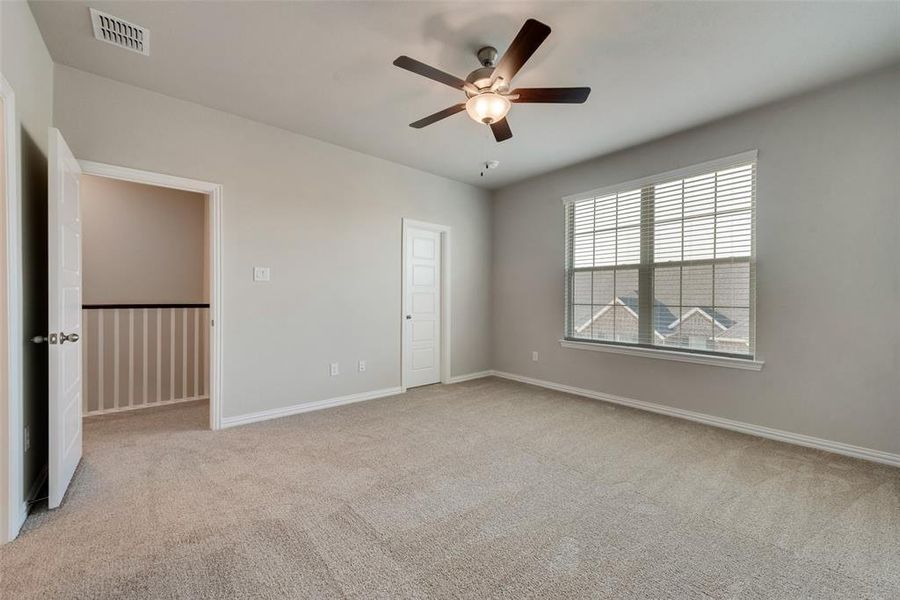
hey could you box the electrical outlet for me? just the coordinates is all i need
[23,427,30,452]
[358,360,367,372]
[532,351,539,362]
[330,362,339,376]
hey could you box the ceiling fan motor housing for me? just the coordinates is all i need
[465,67,496,95]
[477,46,498,67]
[467,46,506,95]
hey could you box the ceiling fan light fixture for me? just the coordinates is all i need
[465,93,510,125]
[395,18,589,142]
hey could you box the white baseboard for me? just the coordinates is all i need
[491,370,900,468]
[84,396,208,418]
[221,387,403,429]
[447,371,494,384]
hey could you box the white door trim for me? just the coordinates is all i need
[78,161,225,431]
[401,218,450,392]
[1,76,25,543]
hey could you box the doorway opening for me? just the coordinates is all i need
[78,161,223,433]
[79,174,210,422]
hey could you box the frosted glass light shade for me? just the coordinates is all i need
[465,93,511,124]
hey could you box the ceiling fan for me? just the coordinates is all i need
[393,18,590,142]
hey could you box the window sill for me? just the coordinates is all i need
[558,339,764,371]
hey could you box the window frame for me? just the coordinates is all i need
[562,150,761,369]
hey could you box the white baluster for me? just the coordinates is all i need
[82,310,89,414]
[194,307,200,398]
[128,308,134,407]
[182,308,188,400]
[142,308,148,406]
[98,311,104,412]
[156,308,162,404]
[113,308,120,410]
[169,308,175,401]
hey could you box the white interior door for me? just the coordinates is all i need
[47,128,82,508]
[404,226,441,388]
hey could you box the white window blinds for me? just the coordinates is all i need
[564,152,756,357]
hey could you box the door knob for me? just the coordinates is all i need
[31,336,48,344]
[405,315,412,320]
[59,332,80,344]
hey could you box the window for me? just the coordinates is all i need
[564,152,756,359]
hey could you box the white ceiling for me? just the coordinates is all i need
[30,1,900,189]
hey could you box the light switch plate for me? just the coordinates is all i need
[253,266,271,282]
[358,360,367,372]
[532,351,539,362]
[330,362,339,376]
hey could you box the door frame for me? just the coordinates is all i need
[1,76,25,543]
[400,218,450,392]
[78,161,225,431]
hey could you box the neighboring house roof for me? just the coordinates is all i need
[576,291,745,342]
[573,297,638,335]
[575,294,666,341]
[666,306,733,331]
[717,319,749,342]
[619,294,678,331]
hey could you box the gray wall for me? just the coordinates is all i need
[491,65,900,455]
[54,65,492,420]
[81,175,207,305]
[2,0,54,500]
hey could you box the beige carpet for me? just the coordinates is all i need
[1,377,898,599]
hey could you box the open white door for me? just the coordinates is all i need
[403,225,442,388]
[47,128,82,508]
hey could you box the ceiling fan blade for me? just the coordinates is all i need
[409,104,466,129]
[490,19,551,86]
[490,117,513,142]
[393,56,477,93]
[511,87,591,103]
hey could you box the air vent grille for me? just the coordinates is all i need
[90,8,149,56]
